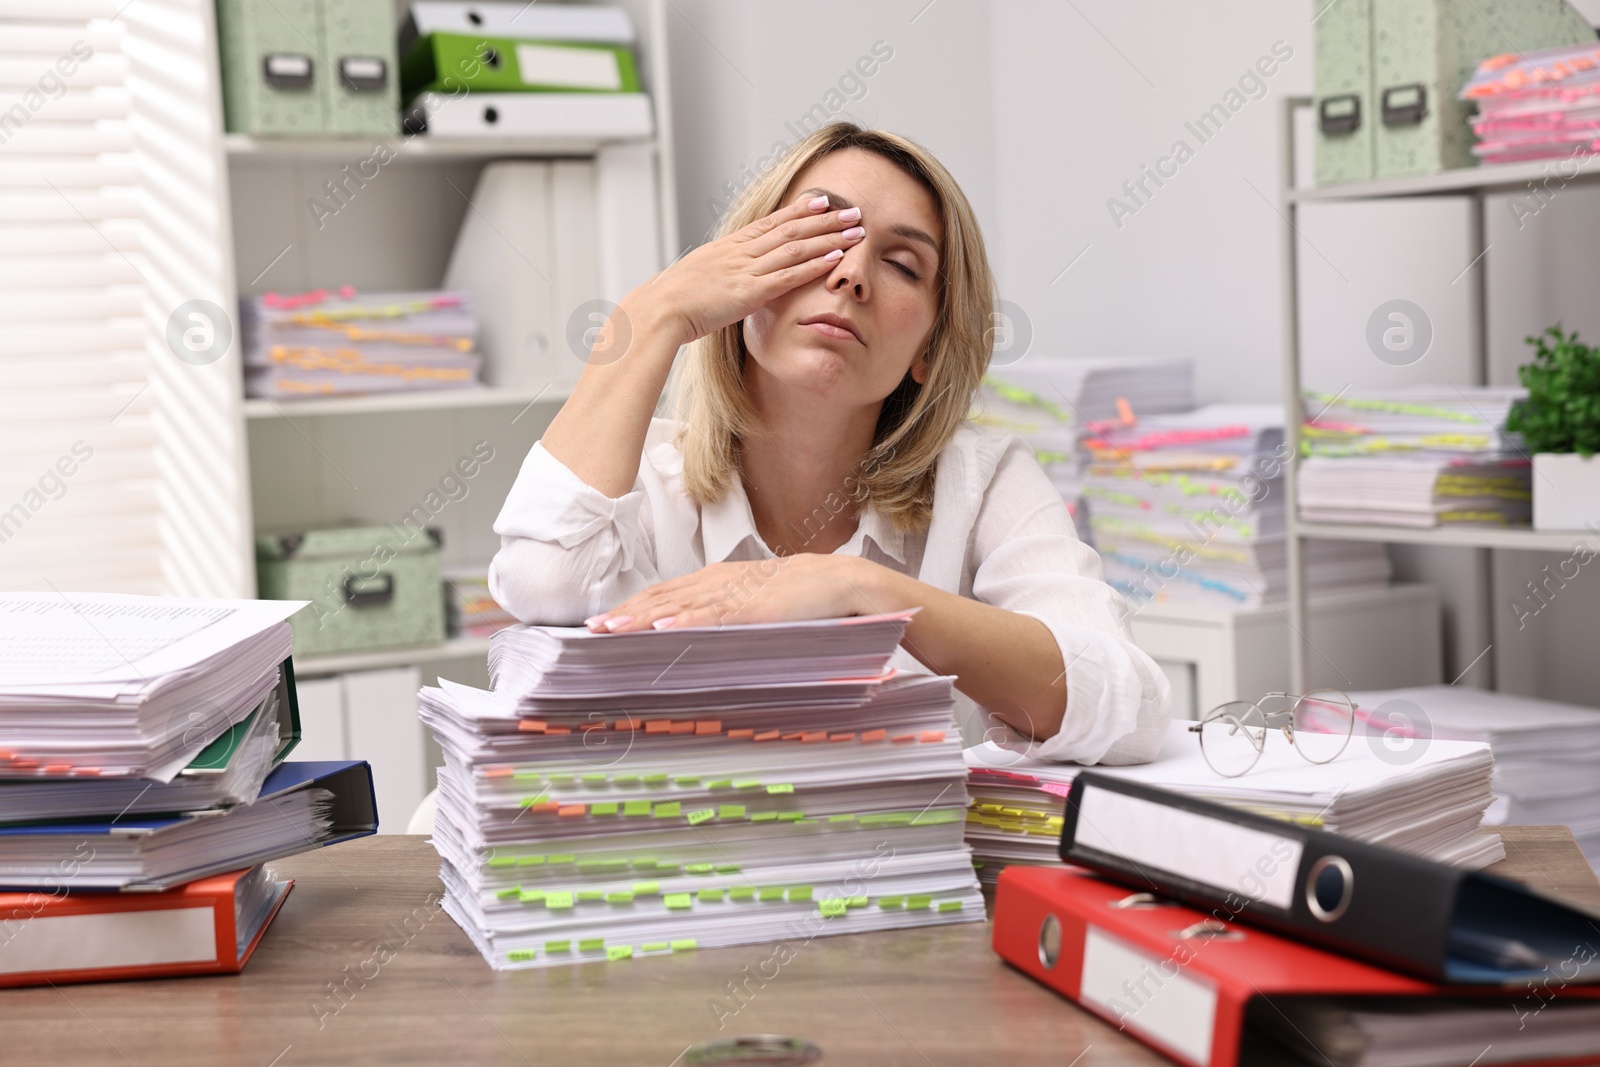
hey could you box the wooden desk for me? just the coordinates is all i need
[10,827,1597,1067]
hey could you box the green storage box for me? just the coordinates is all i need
[257,525,445,657]
[1314,0,1375,186]
[320,0,400,138]
[215,0,326,136]
[400,31,639,102]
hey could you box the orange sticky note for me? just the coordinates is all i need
[546,726,572,735]
[694,720,722,735]
[781,732,804,742]
[860,729,887,743]
[669,721,696,735]
[727,729,754,740]
[531,801,562,813]
[614,717,641,731]
[800,731,826,743]
[645,720,672,734]
[753,730,780,742]
[891,734,916,744]
[483,766,514,778]
[517,720,547,733]
[42,764,72,774]
[557,804,587,817]
[829,733,856,742]
[919,730,946,743]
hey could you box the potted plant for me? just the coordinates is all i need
[1507,326,1600,531]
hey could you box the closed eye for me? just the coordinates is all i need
[888,259,920,281]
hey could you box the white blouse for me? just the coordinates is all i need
[488,417,1172,764]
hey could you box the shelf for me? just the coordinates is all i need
[1293,519,1593,552]
[1288,152,1600,202]
[242,386,568,419]
[224,132,655,162]
[293,635,495,676]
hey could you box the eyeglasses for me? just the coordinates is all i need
[1187,689,1355,778]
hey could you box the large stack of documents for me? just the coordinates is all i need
[964,717,1502,885]
[241,288,480,400]
[1462,44,1600,164]
[975,356,1195,541]
[1084,404,1391,607]
[420,612,983,970]
[0,592,377,905]
[1339,686,1600,869]
[399,2,652,139]
[1299,387,1532,527]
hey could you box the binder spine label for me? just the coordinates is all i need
[1081,925,1217,1067]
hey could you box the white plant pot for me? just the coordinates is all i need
[1532,453,1600,532]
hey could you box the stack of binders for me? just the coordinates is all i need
[964,716,1504,886]
[419,612,984,969]
[994,774,1600,1067]
[0,592,379,987]
[240,287,481,400]
[1462,44,1600,165]
[398,2,653,140]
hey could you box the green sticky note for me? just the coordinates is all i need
[777,812,804,822]
[653,801,682,818]
[517,889,545,904]
[757,887,785,902]
[729,886,755,901]
[819,898,847,917]
[707,779,733,790]
[674,775,701,786]
[828,813,857,823]
[495,886,521,901]
[623,800,653,816]
[787,886,813,902]
[766,783,794,795]
[516,795,542,808]
[684,862,714,874]
[663,893,693,910]
[544,892,574,909]
[641,941,670,953]
[516,855,546,867]
[687,808,715,825]
[697,888,725,903]
[750,812,778,823]
[507,949,536,962]
[845,895,868,908]
[581,773,607,784]
[733,779,762,789]
[579,938,605,952]
[512,771,541,781]
[632,881,660,896]
[547,854,575,865]
[544,940,571,953]
[641,772,669,785]
[632,858,657,870]
[877,895,905,909]
[714,864,741,874]
[937,900,963,913]
[613,774,640,786]
[907,895,932,911]
[577,859,606,872]
[606,945,633,961]
[670,939,697,952]
[718,804,746,819]
[577,890,605,902]
[488,855,517,868]
[605,891,634,904]
[654,861,681,873]
[548,774,574,786]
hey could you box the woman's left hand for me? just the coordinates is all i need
[585,555,877,633]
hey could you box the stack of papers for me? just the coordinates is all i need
[241,289,481,400]
[420,613,983,970]
[1084,405,1390,607]
[975,357,1195,539]
[444,567,517,639]
[1341,687,1600,868]
[964,719,1502,885]
[1462,43,1600,164]
[1300,388,1532,528]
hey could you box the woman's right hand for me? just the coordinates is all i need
[621,194,866,351]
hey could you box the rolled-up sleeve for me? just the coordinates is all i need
[487,441,660,625]
[969,437,1171,765]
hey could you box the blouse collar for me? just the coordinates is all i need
[699,474,907,566]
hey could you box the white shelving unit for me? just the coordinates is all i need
[1277,95,1599,692]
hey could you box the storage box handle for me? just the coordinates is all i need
[339,57,388,93]
[1381,84,1427,127]
[262,54,314,91]
[1318,93,1361,135]
[343,573,394,608]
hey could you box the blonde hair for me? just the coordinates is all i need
[670,122,997,534]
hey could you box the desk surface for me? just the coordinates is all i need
[12,826,1598,1067]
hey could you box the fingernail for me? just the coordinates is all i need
[652,616,677,630]
[838,206,861,222]
[823,249,844,262]
[807,195,829,211]
[603,615,633,631]
[842,226,865,240]
[584,615,607,626]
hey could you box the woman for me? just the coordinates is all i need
[489,122,1169,765]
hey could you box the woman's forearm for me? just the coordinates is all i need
[538,295,683,499]
[847,558,1068,741]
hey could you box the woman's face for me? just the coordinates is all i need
[742,148,943,411]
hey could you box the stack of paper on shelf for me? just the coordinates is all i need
[1299,387,1532,528]
[975,356,1195,540]
[399,2,653,139]
[240,288,481,400]
[1337,686,1600,869]
[1461,43,1600,164]
[443,566,518,639]
[1083,404,1391,607]
[419,612,983,970]
[964,718,1501,885]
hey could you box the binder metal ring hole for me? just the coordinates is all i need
[483,106,499,125]
[480,45,502,69]
[1038,914,1062,969]
[467,10,483,25]
[1306,855,1354,923]
[1174,919,1244,942]
[1109,892,1162,910]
